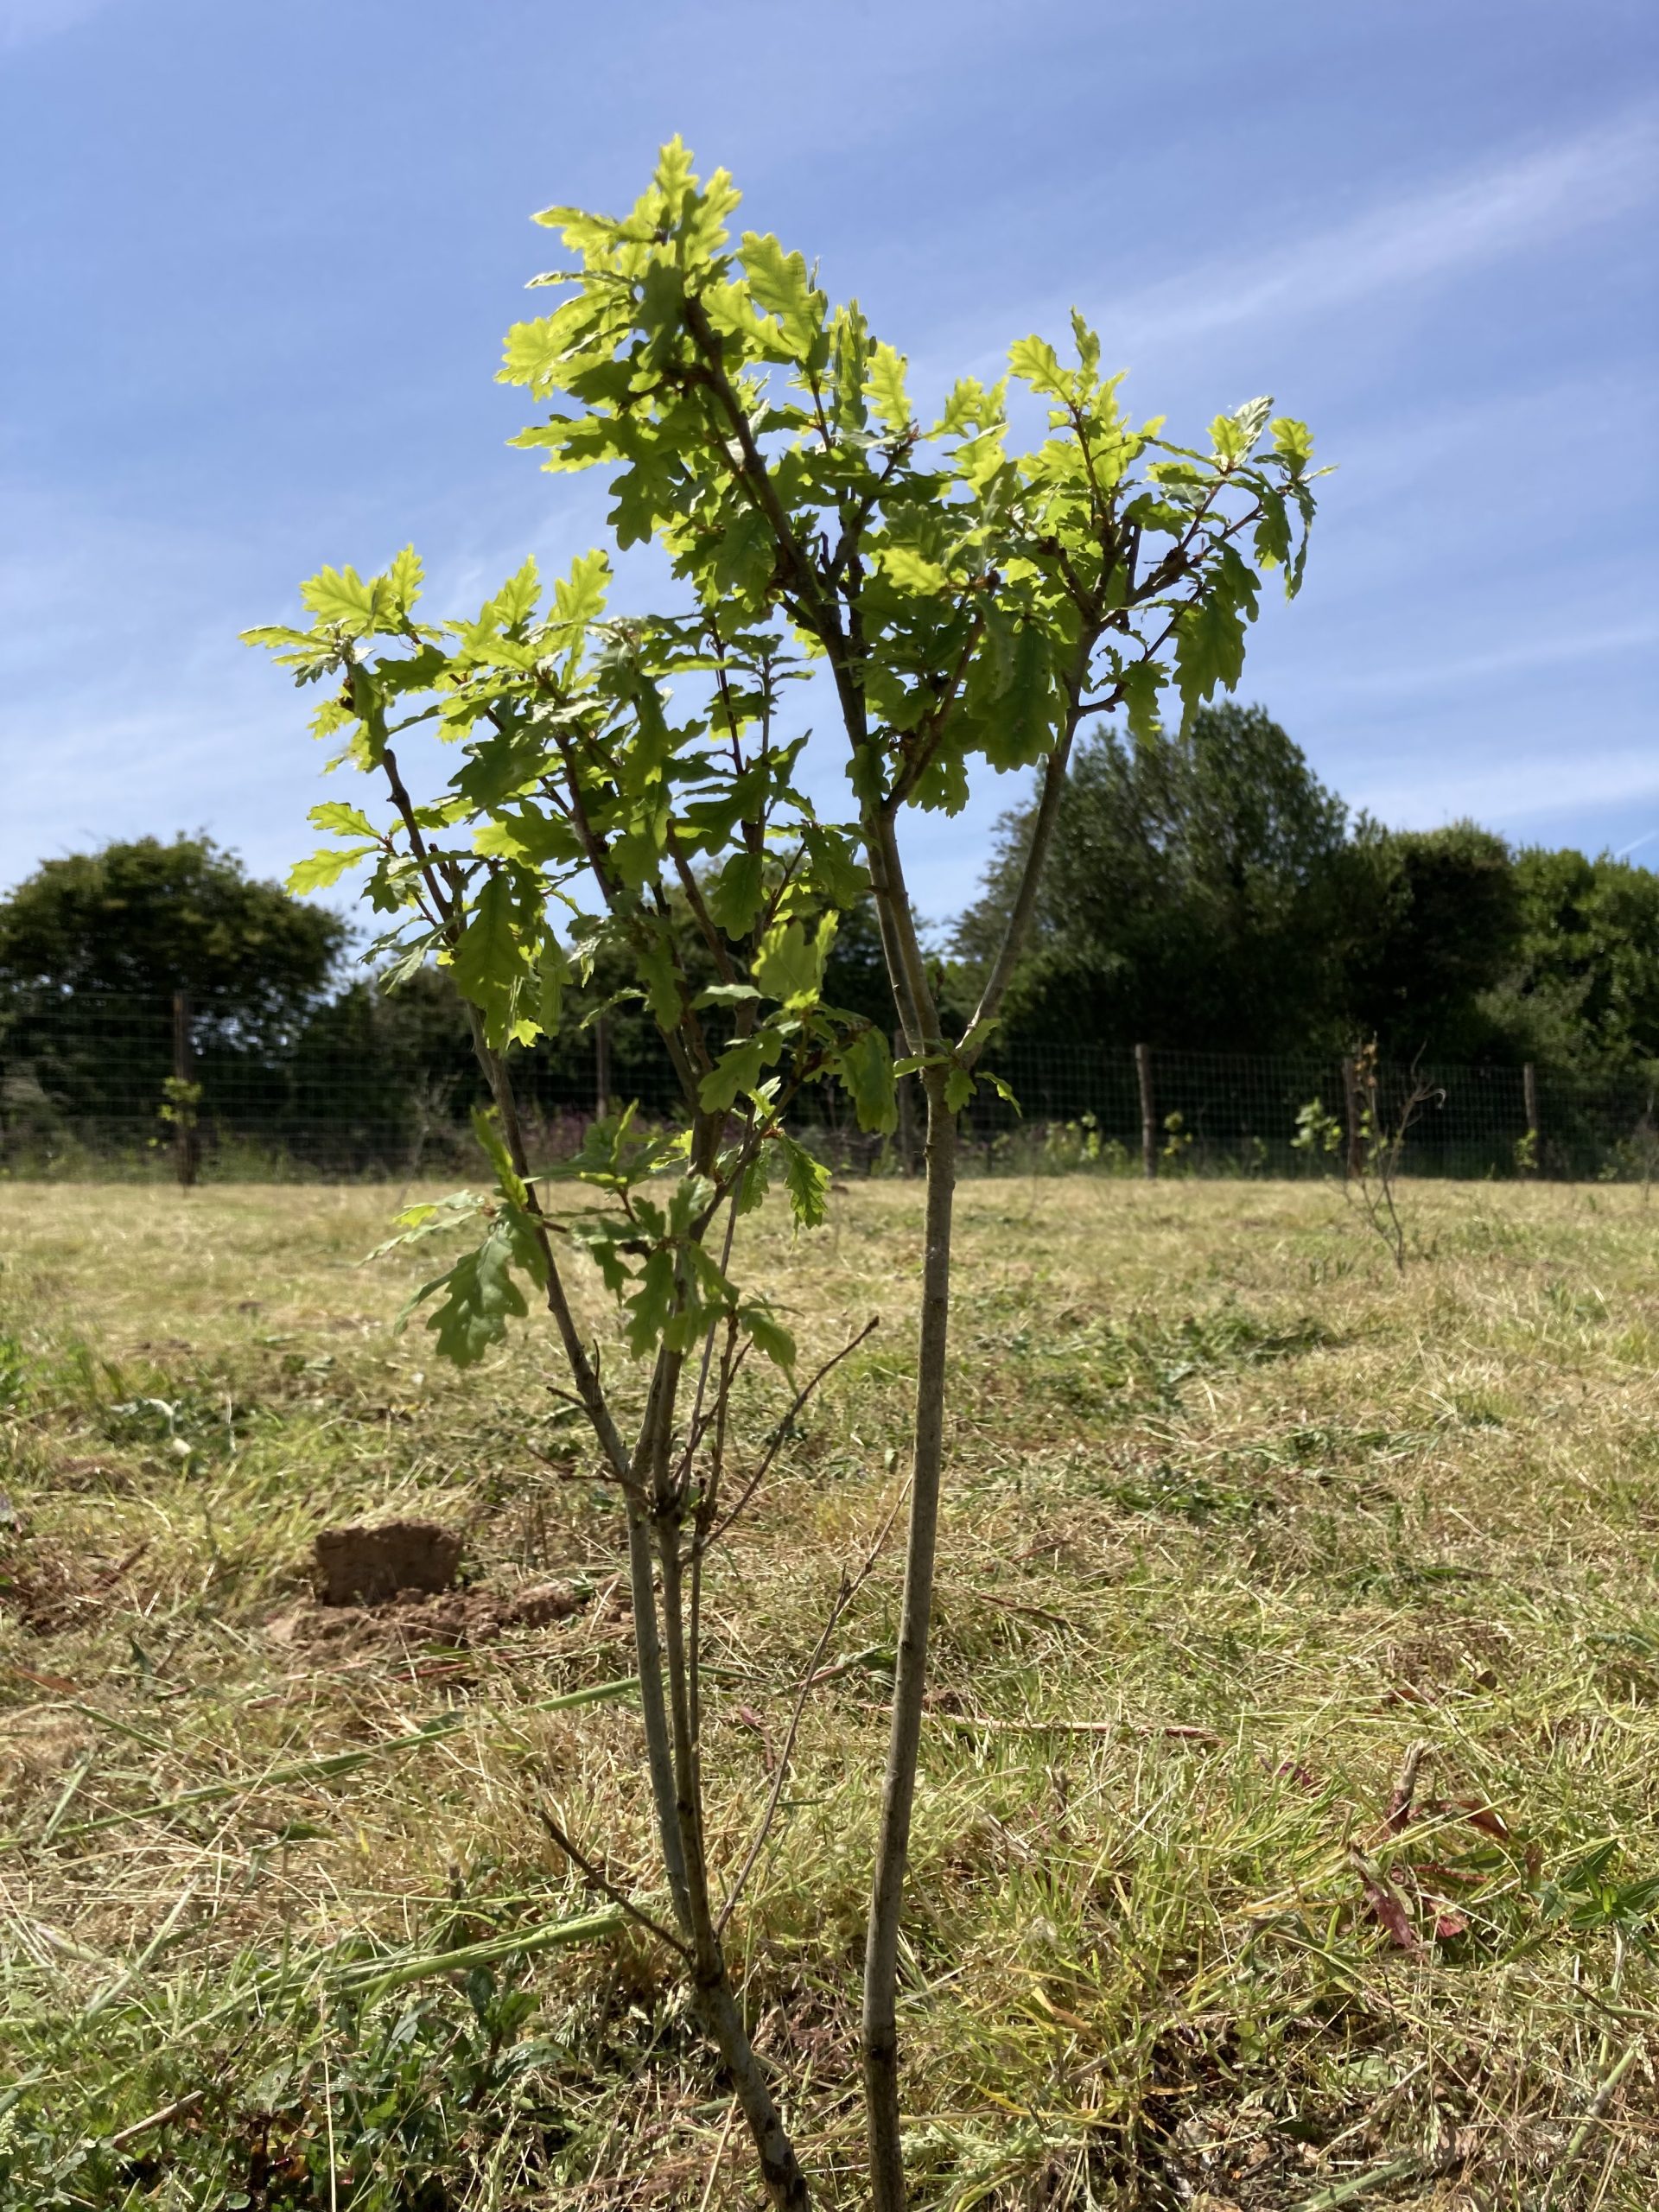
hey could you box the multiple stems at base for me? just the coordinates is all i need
[460,1001,813,2204]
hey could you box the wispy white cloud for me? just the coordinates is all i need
[1321,620,1659,700]
[1103,106,1658,352]
[0,0,128,57]
[1357,744,1659,832]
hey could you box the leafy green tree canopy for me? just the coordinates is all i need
[0,835,346,1021]
[1347,820,1520,1063]
[1480,845,1659,1073]
[955,704,1357,1053]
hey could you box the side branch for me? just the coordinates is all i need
[535,1803,691,1955]
[717,1490,905,1934]
[961,715,1080,1060]
[681,293,835,638]
[696,1318,880,1558]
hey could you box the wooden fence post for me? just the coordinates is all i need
[1135,1042,1157,1180]
[1522,1061,1539,1175]
[171,991,199,1191]
[1341,1054,1363,1181]
[594,1014,611,1122]
[894,1029,919,1176]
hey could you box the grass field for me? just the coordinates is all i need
[1,1174,1656,2209]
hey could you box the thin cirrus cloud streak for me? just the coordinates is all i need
[1314,621,1659,701]
[0,0,125,54]
[1358,747,1659,832]
[1089,106,1658,354]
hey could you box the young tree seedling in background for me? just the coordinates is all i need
[1296,1047,1442,1270]
[251,142,1320,2209]
[1348,1041,1445,1270]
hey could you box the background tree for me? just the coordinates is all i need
[952,740,1659,1079]
[0,835,350,1138]
[1476,846,1659,1075]
[0,835,345,1021]
[1345,821,1521,1063]
[954,704,1360,1054]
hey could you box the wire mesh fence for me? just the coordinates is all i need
[3,986,1657,1185]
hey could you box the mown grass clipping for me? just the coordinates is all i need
[1,1175,1655,2208]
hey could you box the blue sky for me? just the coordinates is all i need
[2,0,1655,931]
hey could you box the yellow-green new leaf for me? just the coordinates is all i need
[740,232,823,352]
[289,845,376,894]
[301,565,376,629]
[754,915,835,1007]
[552,548,610,632]
[698,1031,782,1114]
[471,1106,528,1208]
[868,341,912,436]
[385,545,424,616]
[1008,335,1068,398]
[308,802,378,840]
[879,546,949,594]
[449,873,523,1041]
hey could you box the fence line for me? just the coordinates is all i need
[2,988,1656,1184]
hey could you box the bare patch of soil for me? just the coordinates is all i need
[266,1575,610,1655]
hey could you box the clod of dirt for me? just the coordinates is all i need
[314,1518,463,1605]
[267,1575,610,1655]
[512,1581,592,1627]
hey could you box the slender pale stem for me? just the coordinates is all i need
[658,1483,811,2209]
[864,813,935,1056]
[446,979,693,1930]
[861,1064,957,2212]
[962,718,1080,1060]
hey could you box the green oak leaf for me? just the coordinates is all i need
[400,1222,529,1369]
[308,802,378,840]
[289,845,376,894]
[739,1300,796,1371]
[837,1027,898,1135]
[754,916,834,1007]
[448,873,524,1044]
[777,1134,830,1229]
[706,850,766,939]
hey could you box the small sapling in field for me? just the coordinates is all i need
[1298,1043,1442,1270]
[250,142,1319,2208]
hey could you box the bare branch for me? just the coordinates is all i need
[714,1580,847,1936]
[960,713,1082,1061]
[696,1318,880,1559]
[535,1802,691,1955]
[716,1490,906,1933]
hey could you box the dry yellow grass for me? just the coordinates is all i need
[1,1173,1656,2207]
